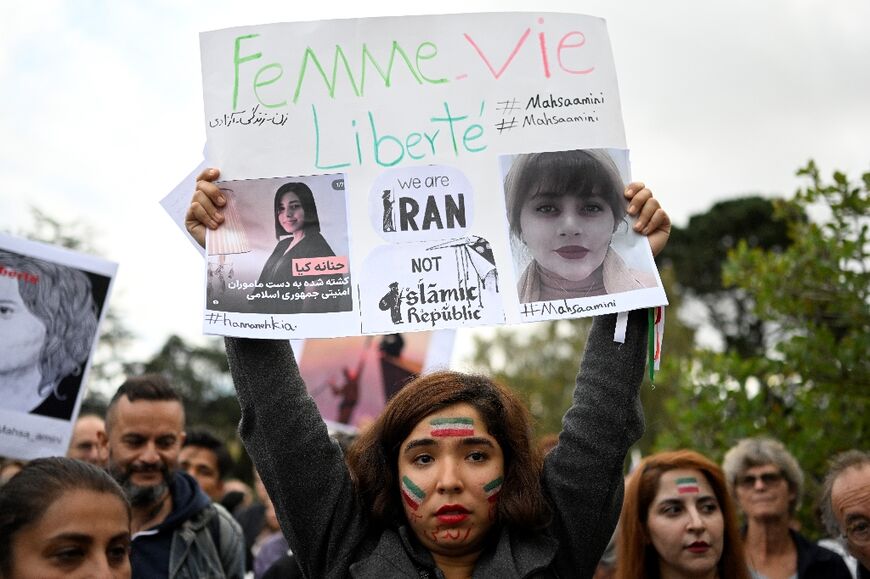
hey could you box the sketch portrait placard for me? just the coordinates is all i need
[199,12,668,338]
[0,233,116,460]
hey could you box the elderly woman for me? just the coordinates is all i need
[0,251,98,419]
[722,437,851,579]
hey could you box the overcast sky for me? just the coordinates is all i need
[2,1,868,373]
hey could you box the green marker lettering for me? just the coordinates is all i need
[311,105,351,170]
[233,34,262,110]
[415,42,447,84]
[431,102,467,155]
[253,63,287,108]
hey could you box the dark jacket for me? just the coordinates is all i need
[225,310,648,578]
[131,471,245,579]
[255,231,351,314]
[793,530,852,579]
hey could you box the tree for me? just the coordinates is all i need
[468,265,695,452]
[125,334,239,442]
[666,197,794,357]
[654,162,869,536]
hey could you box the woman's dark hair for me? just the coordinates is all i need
[273,182,320,238]
[504,149,626,240]
[0,251,99,401]
[346,371,549,530]
[617,450,750,579]
[0,457,130,575]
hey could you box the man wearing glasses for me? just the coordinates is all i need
[822,450,870,579]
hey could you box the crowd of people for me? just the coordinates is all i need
[0,172,866,579]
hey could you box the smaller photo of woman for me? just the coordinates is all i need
[501,149,659,304]
[205,173,352,315]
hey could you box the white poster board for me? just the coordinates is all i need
[200,12,667,339]
[0,234,117,460]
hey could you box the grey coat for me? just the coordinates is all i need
[225,310,647,578]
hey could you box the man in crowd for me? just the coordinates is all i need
[822,450,870,578]
[67,413,108,466]
[180,428,232,502]
[99,374,244,579]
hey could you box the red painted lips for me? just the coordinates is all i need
[686,541,710,553]
[435,504,470,524]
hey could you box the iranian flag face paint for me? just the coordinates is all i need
[676,476,700,494]
[429,417,475,437]
[401,475,426,510]
[484,476,504,503]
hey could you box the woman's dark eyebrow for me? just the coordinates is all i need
[530,191,563,199]
[404,438,436,452]
[404,437,495,453]
[47,533,93,544]
[460,437,495,448]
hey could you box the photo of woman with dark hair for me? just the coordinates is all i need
[503,149,660,303]
[254,181,352,314]
[0,251,104,420]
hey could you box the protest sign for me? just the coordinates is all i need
[199,12,667,339]
[0,234,116,460]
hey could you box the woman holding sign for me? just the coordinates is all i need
[188,167,669,579]
[616,450,751,579]
[255,181,351,314]
[504,149,659,303]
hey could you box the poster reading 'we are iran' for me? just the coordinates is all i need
[200,12,668,339]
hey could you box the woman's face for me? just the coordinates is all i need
[646,468,725,579]
[277,191,306,235]
[734,463,793,522]
[0,276,46,378]
[397,402,505,559]
[518,192,615,283]
[10,488,131,579]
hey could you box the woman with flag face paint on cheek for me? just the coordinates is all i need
[396,403,506,560]
[616,450,751,579]
[187,168,672,578]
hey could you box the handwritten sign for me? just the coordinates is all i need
[0,233,116,460]
[201,13,667,339]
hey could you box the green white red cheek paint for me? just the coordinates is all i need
[676,476,700,494]
[429,417,475,437]
[484,476,503,503]
[401,475,426,510]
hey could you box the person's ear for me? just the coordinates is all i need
[97,429,109,452]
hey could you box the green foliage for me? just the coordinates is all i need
[666,196,794,357]
[655,161,869,537]
[470,317,589,438]
[125,334,240,443]
[468,265,696,452]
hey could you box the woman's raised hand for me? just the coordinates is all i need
[185,168,226,249]
[624,182,671,257]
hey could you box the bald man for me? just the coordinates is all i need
[822,450,870,578]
